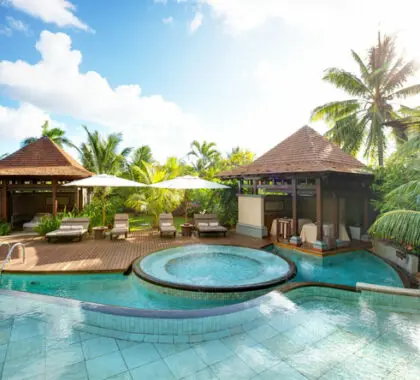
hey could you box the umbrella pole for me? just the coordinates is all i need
[102,190,106,226]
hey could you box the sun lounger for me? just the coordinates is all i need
[194,214,227,237]
[159,213,177,237]
[46,218,90,243]
[110,214,129,240]
[23,213,51,231]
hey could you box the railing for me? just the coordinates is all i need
[0,242,25,275]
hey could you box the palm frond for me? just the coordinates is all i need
[392,84,420,99]
[323,68,370,97]
[369,210,420,248]
[311,100,360,122]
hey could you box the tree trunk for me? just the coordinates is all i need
[378,133,384,167]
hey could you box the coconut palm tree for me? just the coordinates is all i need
[311,33,420,166]
[76,126,132,174]
[132,145,153,168]
[21,121,72,148]
[188,140,220,173]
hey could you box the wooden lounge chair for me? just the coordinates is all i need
[46,218,90,243]
[23,213,51,231]
[110,214,129,240]
[159,213,177,237]
[194,214,227,237]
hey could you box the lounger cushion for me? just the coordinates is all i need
[198,222,208,227]
[161,222,172,227]
[209,222,219,227]
[60,225,73,230]
[115,223,126,228]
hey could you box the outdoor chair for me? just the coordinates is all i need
[46,218,90,243]
[159,213,177,237]
[23,213,51,231]
[194,214,227,237]
[110,214,130,240]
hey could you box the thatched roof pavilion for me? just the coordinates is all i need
[218,126,373,250]
[0,137,92,226]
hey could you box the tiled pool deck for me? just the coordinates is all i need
[0,286,419,380]
[0,231,270,273]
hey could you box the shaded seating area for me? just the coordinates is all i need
[159,213,177,237]
[46,218,90,243]
[218,126,374,253]
[0,137,92,228]
[110,213,130,240]
[194,214,227,237]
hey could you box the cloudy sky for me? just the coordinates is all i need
[0,0,419,162]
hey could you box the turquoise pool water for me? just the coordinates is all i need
[139,245,291,287]
[0,285,418,379]
[268,246,403,287]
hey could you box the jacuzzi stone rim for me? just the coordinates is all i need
[133,245,297,293]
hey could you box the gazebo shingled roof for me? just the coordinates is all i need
[218,125,371,178]
[0,137,92,178]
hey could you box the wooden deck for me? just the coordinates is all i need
[0,231,271,273]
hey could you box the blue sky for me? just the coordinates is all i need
[0,0,419,162]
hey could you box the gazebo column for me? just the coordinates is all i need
[78,188,83,210]
[333,192,339,239]
[252,179,258,195]
[75,187,80,210]
[291,177,298,235]
[1,180,7,222]
[363,195,369,232]
[52,179,58,217]
[315,177,324,240]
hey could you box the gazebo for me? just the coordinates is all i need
[0,137,92,227]
[218,126,373,251]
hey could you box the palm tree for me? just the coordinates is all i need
[76,126,132,174]
[0,153,8,160]
[188,140,220,173]
[311,33,420,166]
[21,121,72,148]
[132,145,153,168]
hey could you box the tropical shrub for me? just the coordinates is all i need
[35,216,61,236]
[0,223,10,236]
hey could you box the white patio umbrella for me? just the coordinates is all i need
[64,174,146,225]
[151,175,229,221]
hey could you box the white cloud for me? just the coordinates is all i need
[162,16,174,24]
[6,0,91,31]
[0,31,202,161]
[189,11,203,33]
[0,103,51,139]
[154,0,167,4]
[0,16,30,37]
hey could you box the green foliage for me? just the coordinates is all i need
[79,196,122,227]
[35,216,61,236]
[369,210,420,251]
[312,33,420,166]
[188,140,221,176]
[0,223,11,236]
[76,125,132,175]
[21,121,73,148]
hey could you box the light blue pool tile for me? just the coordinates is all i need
[2,354,46,380]
[221,333,258,352]
[0,343,7,363]
[211,356,256,380]
[253,361,307,380]
[182,367,217,380]
[6,334,46,361]
[106,371,133,380]
[143,334,159,343]
[46,342,84,370]
[121,343,160,370]
[173,335,189,344]
[46,331,81,349]
[246,324,278,343]
[9,316,47,342]
[283,324,322,346]
[79,332,100,342]
[235,343,280,374]
[164,348,207,379]
[193,339,234,365]
[0,320,12,345]
[261,333,305,359]
[131,358,175,380]
[116,339,138,351]
[82,336,119,360]
[85,351,128,380]
[46,360,88,380]
[154,343,190,358]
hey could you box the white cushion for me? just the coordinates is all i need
[71,225,84,230]
[198,222,208,227]
[161,222,172,227]
[115,223,126,228]
[60,225,72,230]
[209,222,219,227]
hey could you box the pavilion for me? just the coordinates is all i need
[218,126,374,251]
[0,137,92,228]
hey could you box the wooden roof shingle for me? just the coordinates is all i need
[0,137,92,178]
[218,125,370,178]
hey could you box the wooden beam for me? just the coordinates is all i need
[78,188,83,210]
[1,180,7,222]
[52,179,57,217]
[333,192,339,239]
[291,177,298,235]
[363,196,369,232]
[316,178,323,240]
[252,179,258,195]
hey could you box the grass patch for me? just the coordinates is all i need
[129,214,189,231]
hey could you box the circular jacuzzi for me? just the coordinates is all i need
[133,245,296,295]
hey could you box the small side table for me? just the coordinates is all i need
[181,223,193,237]
[93,226,108,240]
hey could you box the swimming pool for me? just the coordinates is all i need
[268,246,404,288]
[0,284,418,379]
[0,246,403,309]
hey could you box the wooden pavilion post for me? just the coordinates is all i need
[252,179,258,195]
[52,179,58,217]
[1,180,7,222]
[363,195,369,232]
[316,178,323,241]
[75,187,80,211]
[78,188,83,210]
[333,191,339,239]
[291,177,298,235]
